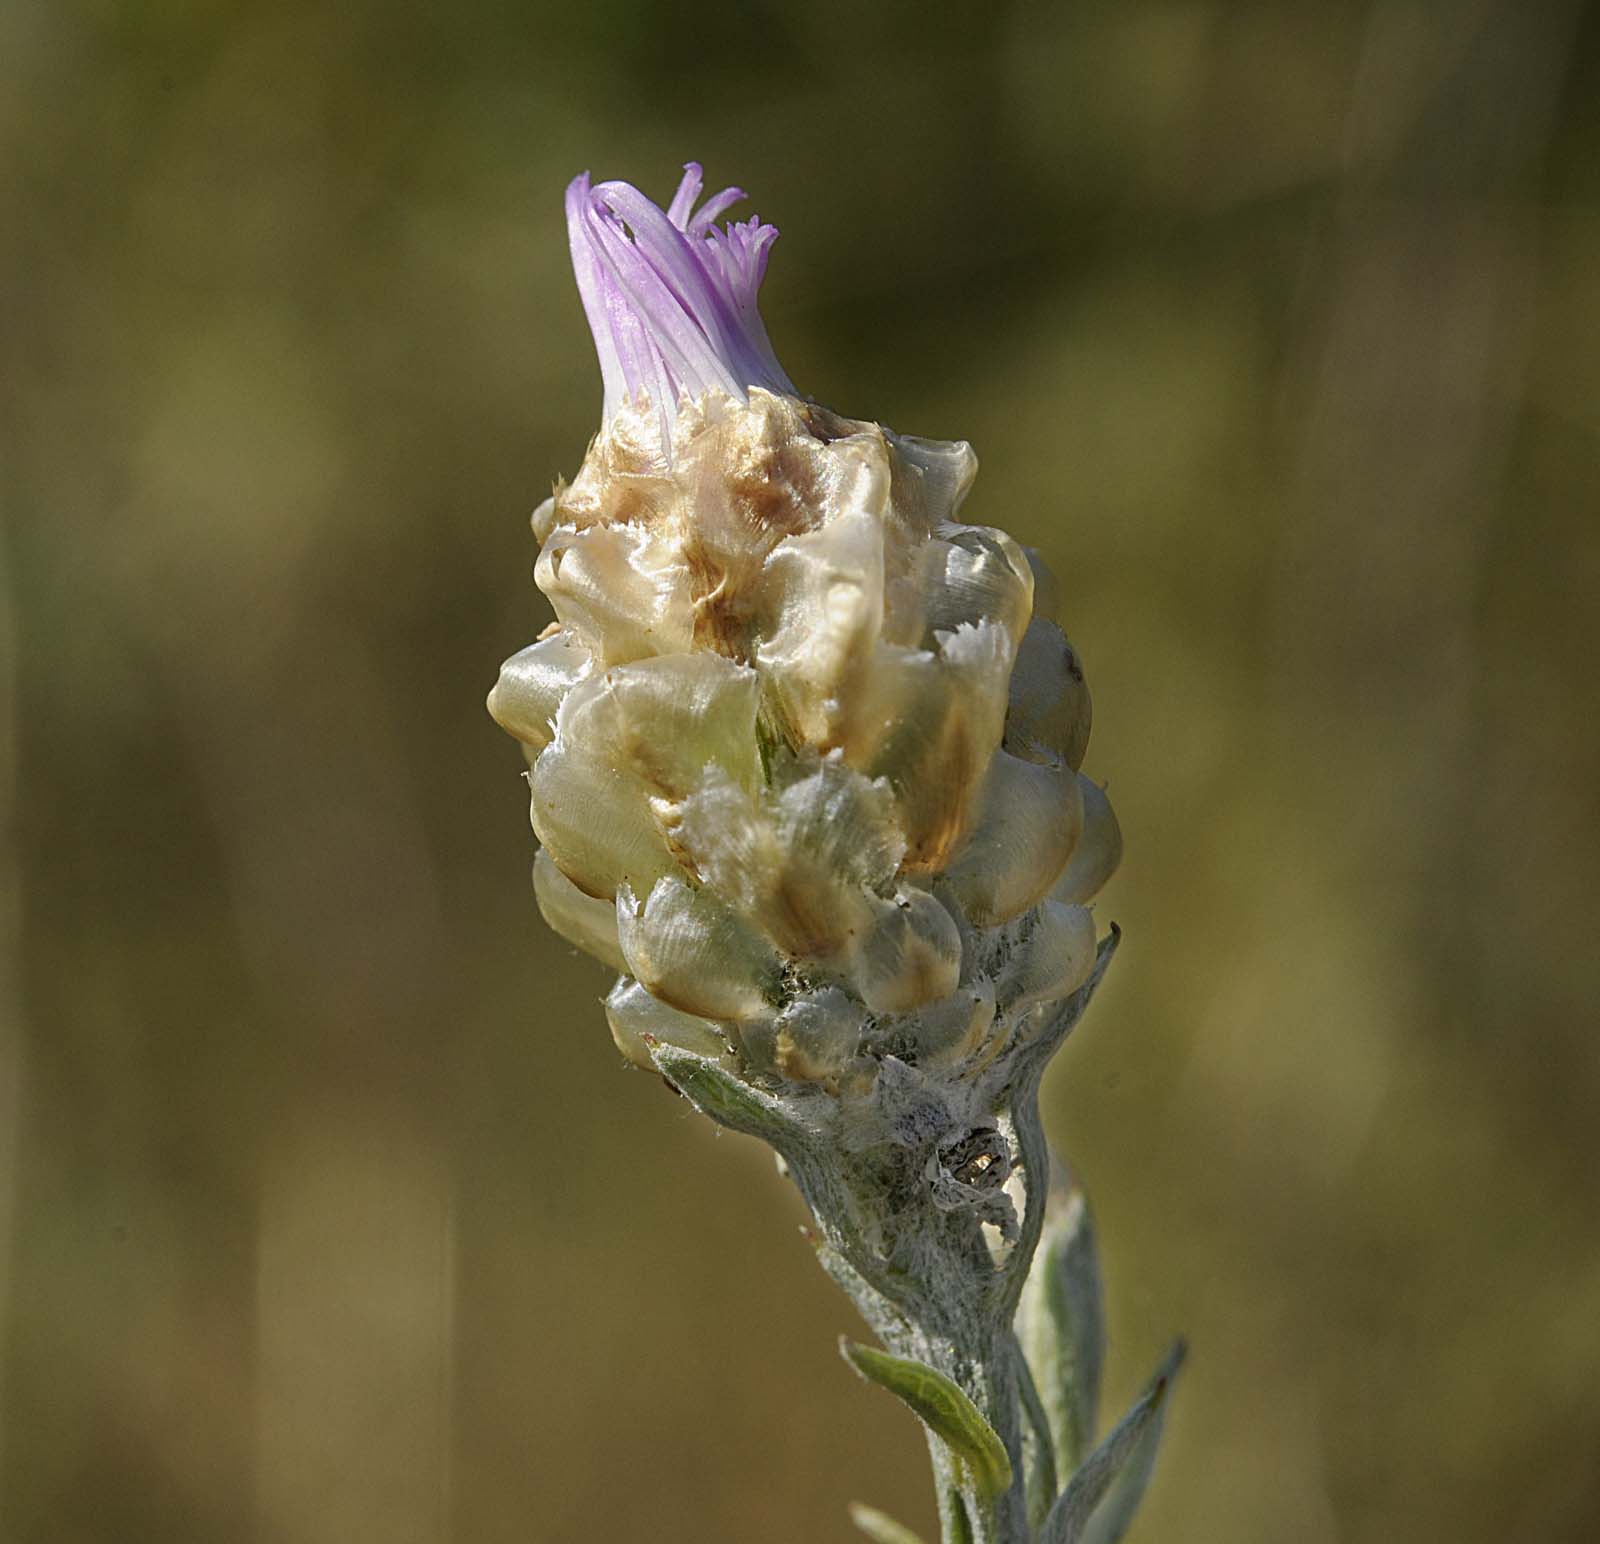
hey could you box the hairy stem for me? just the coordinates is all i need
[655,950,1122,1543]
[796,1091,1061,1543]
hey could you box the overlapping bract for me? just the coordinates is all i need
[490,385,1121,1094]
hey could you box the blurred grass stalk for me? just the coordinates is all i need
[0,499,18,1489]
[254,1111,454,1541]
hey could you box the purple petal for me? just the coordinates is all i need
[686,184,746,235]
[665,162,704,228]
[565,164,797,436]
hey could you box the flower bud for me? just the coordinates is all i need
[559,654,761,798]
[493,162,1122,1091]
[1005,617,1092,770]
[616,877,780,1023]
[604,977,734,1070]
[921,525,1034,645]
[487,631,592,753]
[851,889,964,1015]
[903,978,1000,1072]
[941,752,1085,927]
[1023,547,1061,624]
[1052,775,1123,905]
[533,849,626,972]
[994,901,1098,1015]
[769,987,867,1083]
[528,736,676,898]
[536,522,695,664]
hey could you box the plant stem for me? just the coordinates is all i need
[653,940,1120,1544]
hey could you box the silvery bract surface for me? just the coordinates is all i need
[489,164,1175,1544]
[493,165,1117,1101]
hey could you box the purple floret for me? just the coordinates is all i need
[566,163,796,434]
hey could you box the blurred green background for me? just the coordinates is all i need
[5,1,1600,1540]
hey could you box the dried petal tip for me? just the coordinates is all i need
[566,162,796,432]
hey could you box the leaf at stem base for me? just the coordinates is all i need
[840,1338,1014,1501]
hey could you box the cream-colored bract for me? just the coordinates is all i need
[489,385,1116,1084]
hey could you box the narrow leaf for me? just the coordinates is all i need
[1018,1350,1060,1533]
[1017,1177,1105,1473]
[1077,1377,1176,1544]
[647,1043,801,1148]
[1040,1341,1186,1544]
[848,1501,930,1544]
[949,1491,976,1544]
[840,1339,1014,1500]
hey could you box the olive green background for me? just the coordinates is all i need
[5,2,1599,1540]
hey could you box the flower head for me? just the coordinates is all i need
[566,162,795,435]
[493,163,1119,1119]
[490,165,1172,1537]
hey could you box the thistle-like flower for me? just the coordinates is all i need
[490,164,1178,1544]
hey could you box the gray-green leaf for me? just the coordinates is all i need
[949,1491,976,1544]
[848,1501,930,1544]
[647,1043,801,1148]
[1040,1341,1185,1544]
[840,1339,1015,1500]
[1017,1177,1105,1473]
